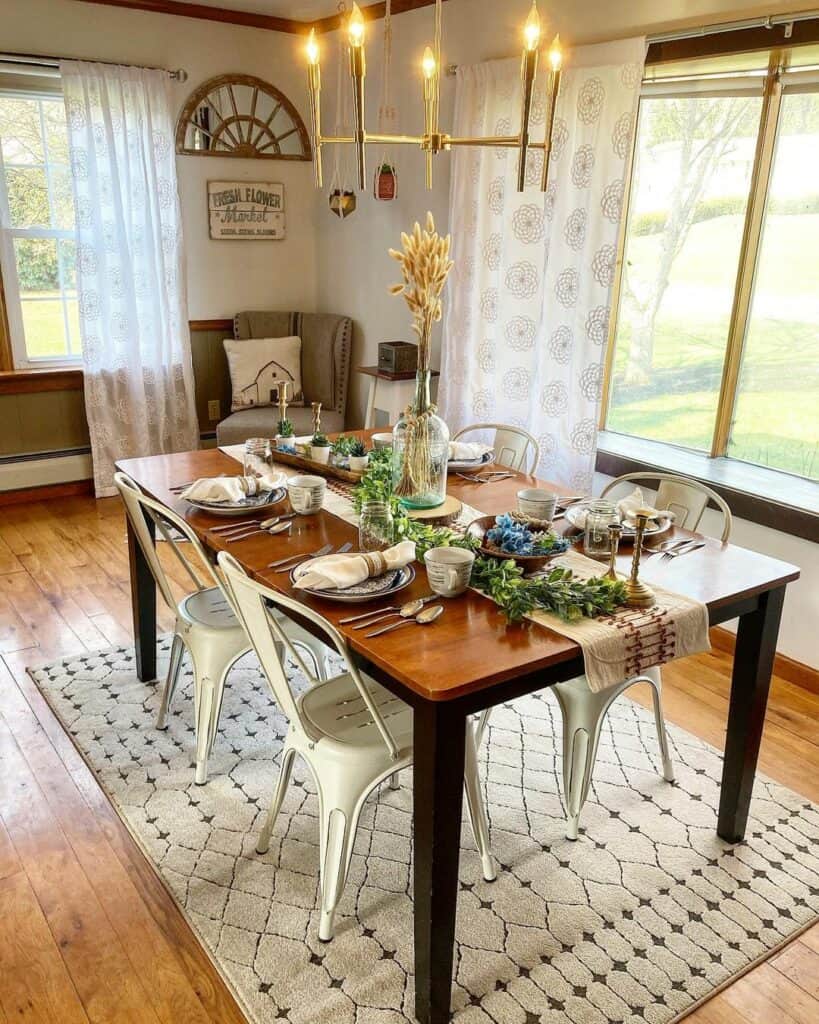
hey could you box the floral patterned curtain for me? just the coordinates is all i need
[439,39,645,492]
[61,61,199,497]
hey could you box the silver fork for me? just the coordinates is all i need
[662,541,706,560]
[271,542,352,573]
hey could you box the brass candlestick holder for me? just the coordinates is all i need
[311,401,322,436]
[624,510,657,609]
[605,523,622,581]
[275,379,290,430]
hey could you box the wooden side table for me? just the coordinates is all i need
[357,366,441,429]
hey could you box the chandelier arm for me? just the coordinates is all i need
[517,45,538,192]
[539,64,562,191]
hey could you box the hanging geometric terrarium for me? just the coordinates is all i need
[175,73,312,161]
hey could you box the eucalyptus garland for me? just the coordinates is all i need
[352,448,627,623]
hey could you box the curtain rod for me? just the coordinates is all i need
[0,51,187,81]
[445,9,819,75]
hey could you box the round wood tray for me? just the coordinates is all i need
[466,514,566,572]
[405,494,463,527]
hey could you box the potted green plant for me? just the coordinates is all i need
[310,432,331,464]
[348,438,369,473]
[330,434,356,465]
[276,420,295,450]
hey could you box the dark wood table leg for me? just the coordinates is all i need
[413,700,467,1024]
[718,585,786,842]
[126,514,157,682]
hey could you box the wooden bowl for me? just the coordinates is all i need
[466,515,567,572]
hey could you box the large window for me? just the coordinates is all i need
[603,55,819,482]
[0,85,79,366]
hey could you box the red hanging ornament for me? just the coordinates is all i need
[374,161,397,201]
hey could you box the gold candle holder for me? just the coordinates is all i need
[276,379,290,431]
[311,401,322,437]
[624,511,657,609]
[605,523,622,581]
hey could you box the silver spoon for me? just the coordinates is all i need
[353,598,427,630]
[224,519,293,543]
[365,604,444,638]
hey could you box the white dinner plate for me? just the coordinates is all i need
[291,563,416,603]
[565,501,673,537]
[186,486,287,517]
[448,451,495,472]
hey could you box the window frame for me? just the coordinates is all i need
[0,82,81,371]
[600,47,819,484]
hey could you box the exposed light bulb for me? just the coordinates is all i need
[348,2,365,47]
[305,28,320,65]
[549,34,563,72]
[422,45,437,80]
[523,3,541,52]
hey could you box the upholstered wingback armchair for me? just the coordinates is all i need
[216,311,353,446]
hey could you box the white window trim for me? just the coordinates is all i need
[0,86,82,370]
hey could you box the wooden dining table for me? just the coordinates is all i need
[117,436,799,1024]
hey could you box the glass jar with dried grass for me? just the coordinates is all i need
[388,213,453,509]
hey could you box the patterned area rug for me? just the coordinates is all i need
[31,641,819,1024]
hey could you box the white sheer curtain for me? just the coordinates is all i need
[439,39,645,492]
[61,61,199,497]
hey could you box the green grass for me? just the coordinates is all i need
[610,214,819,480]
[19,293,80,359]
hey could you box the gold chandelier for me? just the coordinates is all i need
[304,0,563,194]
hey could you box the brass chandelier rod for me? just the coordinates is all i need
[304,0,563,194]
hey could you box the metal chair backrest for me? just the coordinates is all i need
[600,471,732,542]
[218,551,400,758]
[453,422,540,474]
[114,471,225,613]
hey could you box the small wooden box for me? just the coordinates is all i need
[378,341,417,374]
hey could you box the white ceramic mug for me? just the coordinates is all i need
[424,547,475,598]
[517,487,557,522]
[372,432,394,450]
[287,474,326,515]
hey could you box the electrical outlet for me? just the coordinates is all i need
[208,399,221,420]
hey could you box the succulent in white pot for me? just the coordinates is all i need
[276,420,295,450]
[310,433,331,464]
[348,438,369,473]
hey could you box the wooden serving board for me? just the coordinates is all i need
[406,495,463,526]
[270,449,364,484]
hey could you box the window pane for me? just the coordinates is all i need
[20,300,69,358]
[0,96,45,164]
[42,98,70,163]
[6,166,50,227]
[728,91,819,480]
[14,236,59,292]
[607,93,762,451]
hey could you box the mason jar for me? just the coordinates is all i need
[243,437,270,485]
[358,500,395,552]
[583,499,619,561]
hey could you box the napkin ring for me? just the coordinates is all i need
[362,551,387,577]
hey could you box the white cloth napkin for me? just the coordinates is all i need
[449,441,493,461]
[293,540,416,591]
[616,487,674,526]
[181,471,286,503]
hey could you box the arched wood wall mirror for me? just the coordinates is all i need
[176,74,312,160]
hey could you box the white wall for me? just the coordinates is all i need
[5,0,320,317]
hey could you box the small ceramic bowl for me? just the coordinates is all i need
[372,432,394,450]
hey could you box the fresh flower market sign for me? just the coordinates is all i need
[207,181,285,240]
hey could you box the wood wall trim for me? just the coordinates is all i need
[77,0,306,32]
[189,318,233,332]
[77,0,445,33]
[646,18,819,65]
[0,479,93,506]
[711,626,819,696]
[0,368,84,395]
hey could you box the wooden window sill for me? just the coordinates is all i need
[596,430,819,543]
[0,367,84,395]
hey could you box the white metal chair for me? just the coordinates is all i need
[218,550,496,941]
[114,472,331,785]
[551,472,733,838]
[601,471,732,541]
[453,422,541,475]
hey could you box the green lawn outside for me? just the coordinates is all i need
[609,213,819,480]
[20,292,80,359]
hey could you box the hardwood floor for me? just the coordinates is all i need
[0,493,816,1024]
